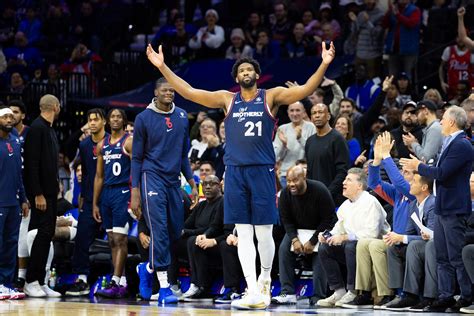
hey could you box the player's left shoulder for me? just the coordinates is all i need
[174,106,188,120]
[9,133,21,148]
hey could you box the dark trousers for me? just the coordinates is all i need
[278,234,327,299]
[191,241,221,289]
[72,202,99,276]
[387,244,407,290]
[462,244,474,284]
[319,241,357,291]
[168,235,194,286]
[435,214,472,300]
[141,172,183,270]
[0,206,21,285]
[387,240,438,298]
[26,195,57,284]
[219,240,243,289]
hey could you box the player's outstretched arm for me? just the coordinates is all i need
[146,44,233,109]
[270,42,336,106]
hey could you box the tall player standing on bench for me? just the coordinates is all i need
[146,41,335,309]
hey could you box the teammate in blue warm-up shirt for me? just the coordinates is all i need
[8,99,30,289]
[93,108,133,298]
[131,78,198,304]
[0,106,28,300]
[146,41,336,309]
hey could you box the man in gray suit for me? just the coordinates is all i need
[384,172,437,311]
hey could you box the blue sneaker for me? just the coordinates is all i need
[136,263,153,300]
[157,287,178,305]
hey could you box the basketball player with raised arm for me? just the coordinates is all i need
[146,41,336,309]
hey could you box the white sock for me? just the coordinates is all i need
[44,270,51,286]
[119,276,127,287]
[236,224,257,293]
[335,288,346,298]
[112,275,120,284]
[146,262,153,274]
[255,225,275,281]
[44,243,54,284]
[157,271,169,289]
[78,274,87,283]
[18,269,26,279]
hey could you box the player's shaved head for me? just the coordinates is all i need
[39,94,60,111]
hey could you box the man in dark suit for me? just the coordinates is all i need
[384,174,437,311]
[401,105,474,312]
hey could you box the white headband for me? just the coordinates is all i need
[0,108,13,117]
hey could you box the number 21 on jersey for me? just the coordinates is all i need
[244,121,262,136]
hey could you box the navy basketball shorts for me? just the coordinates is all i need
[100,184,132,235]
[224,165,278,225]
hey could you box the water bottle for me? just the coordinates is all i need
[101,276,107,289]
[49,268,56,289]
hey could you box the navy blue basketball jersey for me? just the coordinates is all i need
[12,125,29,170]
[224,89,277,166]
[79,133,109,203]
[101,133,131,186]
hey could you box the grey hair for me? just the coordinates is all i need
[446,105,468,129]
[348,167,367,190]
[461,98,474,112]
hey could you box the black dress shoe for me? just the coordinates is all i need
[445,298,472,313]
[423,297,456,312]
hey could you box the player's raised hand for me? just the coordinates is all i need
[321,41,336,65]
[146,44,164,68]
[458,7,466,18]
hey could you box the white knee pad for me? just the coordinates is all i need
[69,226,77,240]
[17,214,30,258]
[27,229,54,268]
[26,229,38,256]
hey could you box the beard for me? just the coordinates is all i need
[239,76,257,89]
[0,125,13,133]
[402,119,416,129]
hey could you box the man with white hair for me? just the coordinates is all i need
[401,105,473,312]
[273,102,315,187]
[188,9,225,59]
[317,167,390,308]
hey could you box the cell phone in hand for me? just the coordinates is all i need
[324,40,331,50]
[322,229,332,240]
